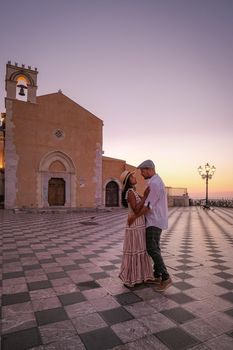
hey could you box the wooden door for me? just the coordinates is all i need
[48,178,65,206]
[105,181,119,207]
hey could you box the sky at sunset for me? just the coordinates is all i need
[0,0,232,199]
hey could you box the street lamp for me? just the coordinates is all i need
[198,163,216,209]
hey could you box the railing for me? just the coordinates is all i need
[193,198,233,208]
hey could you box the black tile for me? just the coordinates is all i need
[109,259,121,264]
[161,307,196,324]
[45,245,57,250]
[63,249,77,253]
[75,258,89,264]
[178,254,193,259]
[23,264,41,271]
[2,292,30,306]
[63,264,80,271]
[77,281,100,291]
[212,265,230,271]
[80,221,99,226]
[173,281,194,291]
[208,253,223,257]
[84,253,98,258]
[220,292,233,303]
[216,281,233,290]
[167,293,195,304]
[224,308,233,318]
[58,291,86,305]
[19,253,35,258]
[3,248,16,253]
[90,272,109,279]
[176,265,193,271]
[3,258,20,263]
[39,258,55,264]
[28,280,52,291]
[174,272,193,280]
[80,326,122,350]
[47,271,67,279]
[1,327,42,350]
[177,259,192,264]
[214,271,233,279]
[155,327,199,350]
[3,271,25,279]
[114,292,142,305]
[93,249,106,254]
[35,307,68,326]
[99,307,134,325]
[228,330,233,338]
[101,265,118,270]
[53,253,67,258]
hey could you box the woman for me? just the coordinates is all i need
[119,170,154,287]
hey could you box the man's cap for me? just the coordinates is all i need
[137,159,155,169]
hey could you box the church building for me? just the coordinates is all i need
[0,62,189,209]
[0,62,145,209]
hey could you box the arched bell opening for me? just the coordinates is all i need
[16,76,28,102]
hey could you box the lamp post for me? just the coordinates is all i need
[198,163,216,209]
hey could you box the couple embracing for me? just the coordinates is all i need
[119,159,172,292]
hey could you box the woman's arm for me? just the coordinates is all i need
[128,204,150,226]
[127,187,150,214]
[127,187,150,226]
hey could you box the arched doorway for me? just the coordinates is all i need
[48,178,65,206]
[105,181,119,207]
[38,151,76,208]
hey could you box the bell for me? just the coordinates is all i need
[17,84,27,96]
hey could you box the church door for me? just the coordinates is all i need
[48,178,65,206]
[105,181,119,207]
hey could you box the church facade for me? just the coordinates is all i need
[1,62,147,209]
[0,62,189,209]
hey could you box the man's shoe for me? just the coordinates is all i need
[155,277,172,292]
[145,277,161,285]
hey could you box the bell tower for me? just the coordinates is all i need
[5,61,38,103]
[4,61,39,209]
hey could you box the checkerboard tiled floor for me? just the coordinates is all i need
[1,207,233,350]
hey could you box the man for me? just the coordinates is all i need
[129,159,172,292]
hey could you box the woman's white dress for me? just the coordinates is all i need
[119,189,154,287]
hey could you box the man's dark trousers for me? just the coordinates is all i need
[146,226,169,281]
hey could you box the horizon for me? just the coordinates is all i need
[0,0,232,198]
[188,191,233,200]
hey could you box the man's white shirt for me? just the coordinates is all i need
[144,174,168,229]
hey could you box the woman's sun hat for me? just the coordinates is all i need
[120,170,135,191]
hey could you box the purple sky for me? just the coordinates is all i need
[0,0,233,198]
